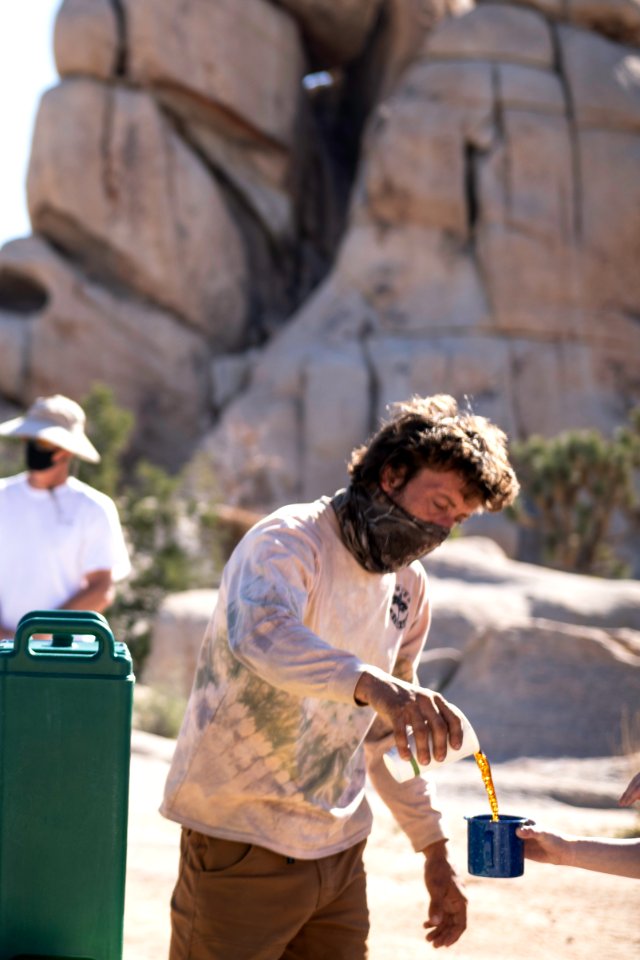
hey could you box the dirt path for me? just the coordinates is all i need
[124,733,640,960]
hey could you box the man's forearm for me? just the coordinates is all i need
[61,574,114,614]
[422,838,449,860]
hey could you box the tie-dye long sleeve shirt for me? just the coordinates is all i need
[160,496,446,859]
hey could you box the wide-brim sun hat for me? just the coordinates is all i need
[0,394,101,463]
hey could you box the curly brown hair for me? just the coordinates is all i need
[347,395,519,512]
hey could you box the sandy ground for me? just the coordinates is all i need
[124,732,640,960]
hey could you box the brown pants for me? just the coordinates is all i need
[169,828,370,960]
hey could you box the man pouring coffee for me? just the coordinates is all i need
[162,394,520,958]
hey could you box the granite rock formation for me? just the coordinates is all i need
[0,0,638,485]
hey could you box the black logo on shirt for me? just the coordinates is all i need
[390,586,411,629]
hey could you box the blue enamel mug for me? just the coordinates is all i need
[466,814,528,878]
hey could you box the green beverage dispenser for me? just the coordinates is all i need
[0,611,134,960]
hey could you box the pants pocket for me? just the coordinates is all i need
[184,829,254,874]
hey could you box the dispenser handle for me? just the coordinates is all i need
[12,610,117,665]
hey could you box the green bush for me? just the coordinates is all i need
[77,383,134,499]
[133,685,188,739]
[508,408,640,577]
[78,385,222,675]
[0,441,23,480]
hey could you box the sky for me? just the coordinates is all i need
[0,0,59,248]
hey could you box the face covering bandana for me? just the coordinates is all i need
[26,440,57,472]
[331,483,450,573]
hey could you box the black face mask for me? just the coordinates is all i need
[331,483,451,573]
[26,440,57,472]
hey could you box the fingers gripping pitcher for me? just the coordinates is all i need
[382,707,480,780]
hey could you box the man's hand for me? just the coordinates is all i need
[353,669,463,765]
[422,840,467,948]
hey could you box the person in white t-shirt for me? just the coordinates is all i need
[0,394,131,638]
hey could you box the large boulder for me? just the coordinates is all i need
[357,60,495,236]
[424,3,555,65]
[26,79,248,345]
[126,0,306,151]
[52,0,306,242]
[501,0,640,45]
[444,619,640,759]
[54,0,120,80]
[424,537,640,636]
[142,589,218,697]
[0,236,212,467]
[561,26,640,132]
[124,0,306,239]
[420,536,640,687]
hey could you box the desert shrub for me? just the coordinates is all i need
[508,408,640,576]
[0,439,24,478]
[133,685,188,739]
[78,385,222,674]
[77,382,134,499]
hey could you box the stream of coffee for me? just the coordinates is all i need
[474,751,499,821]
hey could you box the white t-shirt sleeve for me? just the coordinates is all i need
[80,495,131,581]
